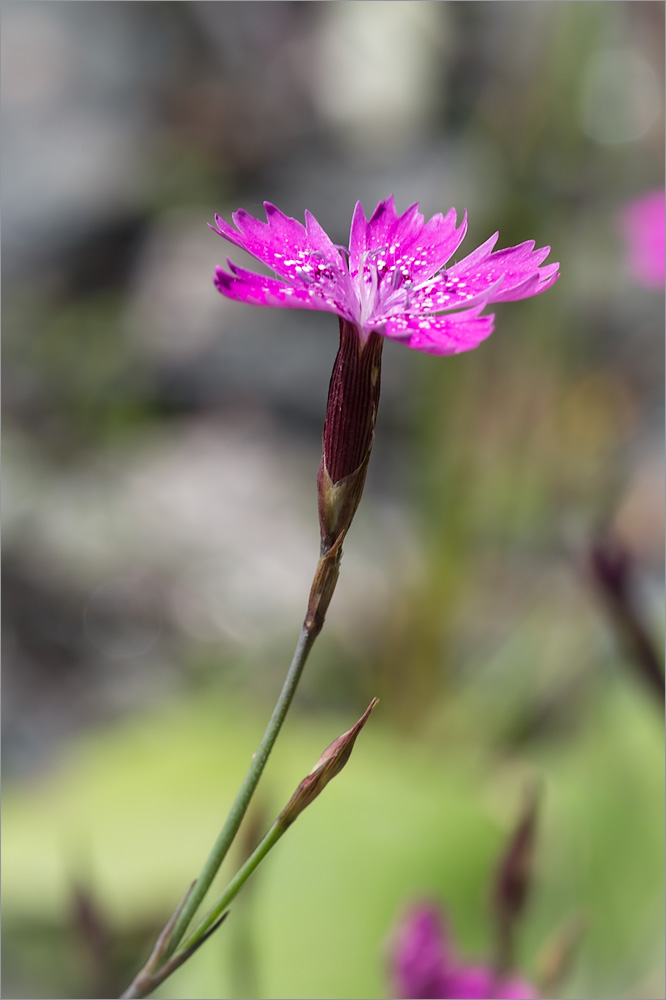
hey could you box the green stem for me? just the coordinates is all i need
[180,821,285,954]
[123,825,287,1000]
[163,624,316,960]
[121,625,317,999]
[121,526,345,1000]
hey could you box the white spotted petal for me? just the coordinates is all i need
[210,197,559,356]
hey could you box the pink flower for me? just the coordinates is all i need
[210,197,559,555]
[392,904,538,1000]
[210,196,559,356]
[620,189,665,288]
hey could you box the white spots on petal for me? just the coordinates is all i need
[243,227,502,331]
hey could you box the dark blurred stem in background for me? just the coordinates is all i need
[589,535,665,707]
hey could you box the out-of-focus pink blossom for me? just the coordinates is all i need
[620,189,665,288]
[210,196,559,356]
[391,903,538,1000]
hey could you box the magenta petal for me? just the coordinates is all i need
[447,239,559,304]
[212,204,346,291]
[383,307,495,355]
[349,199,370,273]
[389,902,539,1000]
[491,262,560,301]
[349,196,426,273]
[213,265,345,315]
[620,189,666,288]
[443,966,539,1000]
[232,202,307,257]
[350,199,465,284]
[392,905,451,1000]
[365,198,424,256]
[211,195,559,344]
[449,231,500,272]
[261,202,339,264]
[391,201,427,245]
[395,207,468,282]
[304,209,340,257]
[410,271,505,314]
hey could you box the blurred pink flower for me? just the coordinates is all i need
[391,904,538,1000]
[620,189,665,288]
[210,196,559,356]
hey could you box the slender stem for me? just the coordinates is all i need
[120,317,381,999]
[123,827,285,1000]
[181,821,285,953]
[121,624,317,998]
[163,624,316,960]
[122,443,350,997]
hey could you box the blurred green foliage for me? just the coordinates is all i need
[3,679,663,999]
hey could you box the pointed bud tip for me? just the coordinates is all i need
[493,784,541,929]
[278,698,379,828]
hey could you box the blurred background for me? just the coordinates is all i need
[2,2,664,998]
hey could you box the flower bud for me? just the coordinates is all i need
[588,534,665,703]
[277,697,378,830]
[492,785,540,974]
[318,319,383,552]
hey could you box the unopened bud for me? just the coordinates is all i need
[278,698,379,829]
[588,534,665,704]
[589,534,631,601]
[492,785,540,973]
[318,319,383,551]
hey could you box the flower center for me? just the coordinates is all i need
[352,246,418,328]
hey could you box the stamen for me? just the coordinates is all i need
[390,268,405,292]
[366,244,389,261]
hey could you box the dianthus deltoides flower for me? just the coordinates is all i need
[392,904,538,1000]
[211,197,558,577]
[619,189,665,288]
